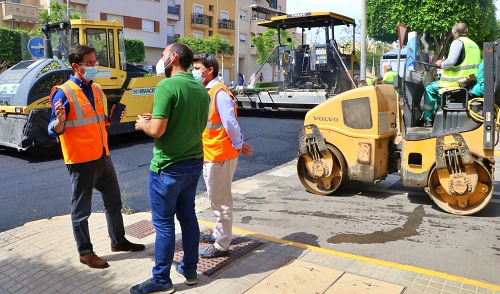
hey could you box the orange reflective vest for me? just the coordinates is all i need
[202,82,239,162]
[50,81,109,164]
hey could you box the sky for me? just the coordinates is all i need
[286,0,362,22]
[286,0,500,23]
[285,0,500,44]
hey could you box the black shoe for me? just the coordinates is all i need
[111,240,145,252]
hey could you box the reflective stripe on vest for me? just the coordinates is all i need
[60,83,107,127]
[202,82,239,162]
[438,37,481,88]
[53,81,110,164]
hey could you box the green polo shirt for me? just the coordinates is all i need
[150,71,210,172]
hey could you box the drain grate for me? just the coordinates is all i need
[174,233,263,276]
[124,220,155,239]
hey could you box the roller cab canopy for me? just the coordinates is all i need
[258,12,355,29]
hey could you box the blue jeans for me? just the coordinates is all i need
[149,158,203,284]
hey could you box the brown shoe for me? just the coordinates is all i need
[79,252,109,269]
[111,240,145,252]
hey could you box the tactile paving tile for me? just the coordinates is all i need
[174,232,263,276]
[124,220,155,239]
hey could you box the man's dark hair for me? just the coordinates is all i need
[193,53,219,78]
[69,45,96,66]
[169,43,194,70]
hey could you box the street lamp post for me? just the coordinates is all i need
[235,4,257,85]
[67,0,71,20]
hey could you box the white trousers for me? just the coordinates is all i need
[203,156,238,251]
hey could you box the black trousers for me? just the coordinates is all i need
[67,154,126,254]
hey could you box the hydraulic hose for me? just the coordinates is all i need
[467,97,500,145]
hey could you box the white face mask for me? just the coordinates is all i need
[155,55,172,77]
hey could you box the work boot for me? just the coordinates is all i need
[79,252,109,269]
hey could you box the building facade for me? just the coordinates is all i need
[183,0,236,85]
[0,0,288,85]
[57,0,184,69]
[236,0,286,84]
[0,0,44,30]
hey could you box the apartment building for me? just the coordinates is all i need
[237,0,286,83]
[183,0,235,85]
[59,0,184,68]
[0,0,286,83]
[0,0,44,30]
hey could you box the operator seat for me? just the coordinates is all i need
[431,88,481,136]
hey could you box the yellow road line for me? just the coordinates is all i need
[494,150,500,157]
[198,220,500,291]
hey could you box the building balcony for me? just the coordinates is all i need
[1,2,42,23]
[218,19,234,32]
[63,0,89,5]
[167,5,180,21]
[191,13,212,29]
[249,45,257,55]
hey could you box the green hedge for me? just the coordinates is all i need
[255,81,281,89]
[124,38,145,64]
[0,27,26,65]
[0,28,145,66]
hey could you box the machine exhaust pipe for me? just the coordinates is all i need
[42,24,53,59]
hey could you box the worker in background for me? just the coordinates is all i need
[192,53,253,259]
[423,22,481,127]
[366,76,377,86]
[132,43,210,293]
[353,75,361,87]
[284,37,295,50]
[358,80,368,87]
[382,65,397,84]
[48,45,145,269]
[248,73,256,89]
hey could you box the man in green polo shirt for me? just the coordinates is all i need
[132,42,209,294]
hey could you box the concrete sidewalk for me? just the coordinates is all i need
[1,213,499,294]
[1,161,500,294]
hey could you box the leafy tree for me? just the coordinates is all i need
[497,20,500,39]
[0,27,25,69]
[251,28,290,81]
[176,34,232,55]
[124,38,145,64]
[39,1,81,24]
[366,0,497,60]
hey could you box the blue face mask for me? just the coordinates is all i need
[192,69,207,83]
[82,66,98,81]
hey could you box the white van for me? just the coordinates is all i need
[380,47,407,77]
